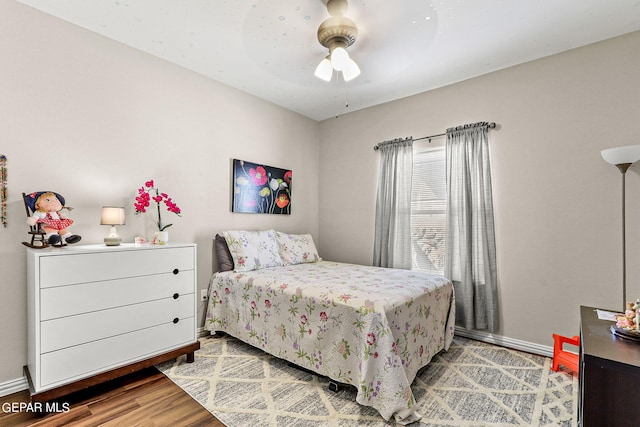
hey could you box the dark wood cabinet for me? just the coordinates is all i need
[579,305,640,427]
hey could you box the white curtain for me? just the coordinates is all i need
[445,123,498,332]
[373,138,413,269]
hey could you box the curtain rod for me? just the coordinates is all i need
[373,122,497,151]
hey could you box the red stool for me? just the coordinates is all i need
[551,334,580,374]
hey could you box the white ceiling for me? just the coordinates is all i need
[16,0,640,121]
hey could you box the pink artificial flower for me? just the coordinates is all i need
[133,179,182,231]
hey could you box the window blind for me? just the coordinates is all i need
[411,146,446,275]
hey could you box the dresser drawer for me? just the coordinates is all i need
[39,318,194,389]
[40,270,194,320]
[39,246,194,288]
[41,294,195,353]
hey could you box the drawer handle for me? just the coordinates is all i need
[173,317,179,324]
[173,269,179,275]
[173,293,179,299]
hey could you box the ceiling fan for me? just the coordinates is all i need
[314,0,361,82]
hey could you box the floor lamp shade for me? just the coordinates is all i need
[601,144,640,310]
[601,145,640,168]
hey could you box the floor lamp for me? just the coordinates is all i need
[601,145,640,310]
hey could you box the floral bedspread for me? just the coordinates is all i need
[205,261,455,423]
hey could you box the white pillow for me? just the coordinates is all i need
[276,232,322,265]
[223,229,283,272]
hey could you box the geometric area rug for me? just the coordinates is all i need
[156,334,577,427]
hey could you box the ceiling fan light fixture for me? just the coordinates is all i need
[315,0,360,82]
[330,47,350,71]
[343,58,361,81]
[314,57,333,82]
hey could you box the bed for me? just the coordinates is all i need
[204,230,455,423]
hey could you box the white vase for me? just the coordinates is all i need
[153,231,169,245]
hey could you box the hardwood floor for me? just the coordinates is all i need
[0,367,224,427]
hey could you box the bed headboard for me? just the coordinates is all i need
[214,234,234,272]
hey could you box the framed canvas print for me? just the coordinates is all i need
[232,159,292,214]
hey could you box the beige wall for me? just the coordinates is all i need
[0,0,319,385]
[318,30,640,347]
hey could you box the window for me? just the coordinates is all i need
[411,146,446,275]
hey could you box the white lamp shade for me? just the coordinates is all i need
[342,58,361,81]
[100,206,126,226]
[601,145,640,165]
[314,57,333,82]
[330,47,350,71]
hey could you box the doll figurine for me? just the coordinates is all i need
[26,191,81,245]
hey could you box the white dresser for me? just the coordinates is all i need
[26,243,200,402]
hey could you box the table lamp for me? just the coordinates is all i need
[100,206,126,246]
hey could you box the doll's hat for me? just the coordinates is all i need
[25,191,66,212]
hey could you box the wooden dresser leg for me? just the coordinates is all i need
[186,352,195,363]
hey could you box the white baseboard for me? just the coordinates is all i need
[455,326,553,358]
[0,376,28,398]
